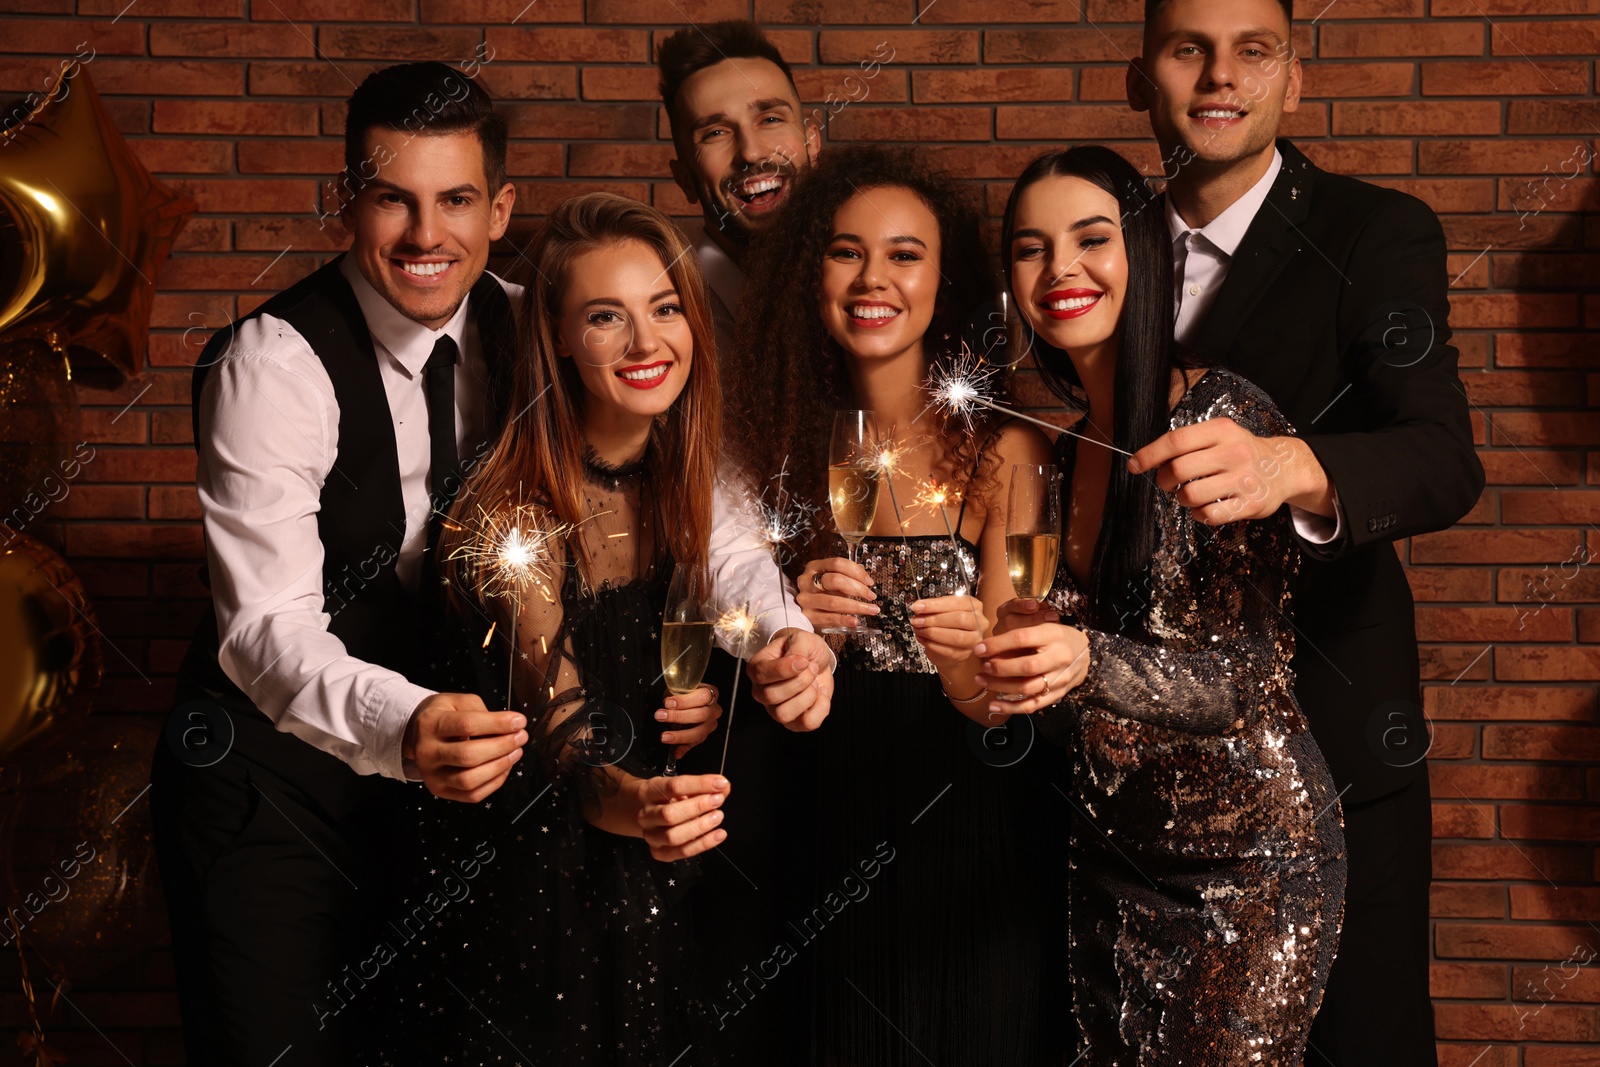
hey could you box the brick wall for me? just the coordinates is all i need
[2,0,1597,1062]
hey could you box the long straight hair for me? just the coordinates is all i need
[444,192,721,598]
[1001,145,1209,631]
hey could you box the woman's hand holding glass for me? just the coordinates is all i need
[909,593,988,673]
[655,684,721,762]
[634,773,731,862]
[973,597,1090,715]
[796,556,880,632]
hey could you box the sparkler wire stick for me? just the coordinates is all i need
[926,359,1135,458]
[714,604,759,777]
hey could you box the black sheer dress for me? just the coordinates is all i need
[1042,368,1347,1065]
[809,475,1071,1065]
[379,452,722,1066]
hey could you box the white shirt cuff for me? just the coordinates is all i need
[1289,488,1346,553]
[364,675,436,783]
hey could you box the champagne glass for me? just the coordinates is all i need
[999,464,1062,702]
[660,566,714,776]
[824,410,882,635]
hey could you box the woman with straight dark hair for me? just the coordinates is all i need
[975,145,1347,1063]
[380,193,739,1064]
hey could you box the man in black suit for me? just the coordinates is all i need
[1125,1,1483,1064]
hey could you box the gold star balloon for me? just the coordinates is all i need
[0,67,195,378]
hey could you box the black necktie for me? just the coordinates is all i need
[423,335,461,532]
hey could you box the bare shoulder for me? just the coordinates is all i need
[989,419,1054,467]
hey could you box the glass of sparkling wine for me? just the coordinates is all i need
[660,566,714,776]
[1000,463,1062,702]
[823,409,882,635]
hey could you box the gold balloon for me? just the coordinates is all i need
[0,534,101,766]
[0,67,195,378]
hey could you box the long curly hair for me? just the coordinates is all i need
[443,192,721,599]
[722,144,1001,573]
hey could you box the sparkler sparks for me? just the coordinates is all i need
[924,352,1136,458]
[448,501,569,708]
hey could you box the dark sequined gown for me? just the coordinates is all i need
[378,455,722,1066]
[1041,369,1347,1065]
[811,530,1072,1066]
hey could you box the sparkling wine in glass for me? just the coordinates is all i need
[1000,464,1062,702]
[660,566,714,775]
[823,409,882,635]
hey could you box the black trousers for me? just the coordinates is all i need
[151,680,410,1067]
[1307,770,1437,1066]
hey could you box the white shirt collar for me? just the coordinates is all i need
[681,216,745,314]
[339,253,473,378]
[1165,147,1283,259]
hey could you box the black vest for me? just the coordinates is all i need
[183,256,517,709]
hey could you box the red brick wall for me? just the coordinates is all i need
[2,1,1597,1062]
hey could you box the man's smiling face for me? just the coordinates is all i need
[669,56,819,244]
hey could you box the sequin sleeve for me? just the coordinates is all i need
[1069,511,1297,734]
[1067,378,1301,734]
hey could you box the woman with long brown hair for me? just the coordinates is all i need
[724,145,1069,1065]
[382,192,742,1064]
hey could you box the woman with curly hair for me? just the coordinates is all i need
[724,144,1069,1064]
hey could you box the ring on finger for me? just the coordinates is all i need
[812,570,825,591]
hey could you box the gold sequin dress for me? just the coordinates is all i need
[1041,368,1347,1065]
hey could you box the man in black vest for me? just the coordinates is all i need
[151,63,527,1065]
[1124,1,1483,1063]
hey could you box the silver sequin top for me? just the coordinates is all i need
[830,535,978,675]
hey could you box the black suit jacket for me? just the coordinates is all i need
[1183,139,1484,804]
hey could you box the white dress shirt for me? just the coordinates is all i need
[1166,149,1345,547]
[199,256,809,783]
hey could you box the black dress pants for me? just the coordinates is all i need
[1307,770,1437,1067]
[151,676,410,1067]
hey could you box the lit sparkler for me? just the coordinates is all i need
[912,479,961,550]
[713,603,760,777]
[448,499,567,708]
[925,354,1135,458]
[756,458,820,630]
[872,435,912,544]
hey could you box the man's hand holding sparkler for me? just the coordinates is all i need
[1128,419,1327,526]
[403,693,528,803]
[747,628,835,732]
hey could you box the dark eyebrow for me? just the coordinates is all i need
[829,231,930,250]
[1009,216,1116,241]
[581,289,680,309]
[1158,25,1284,46]
[692,98,795,133]
[366,178,483,200]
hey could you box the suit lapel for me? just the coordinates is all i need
[1187,139,1317,362]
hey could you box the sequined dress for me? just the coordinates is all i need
[378,453,721,1066]
[810,526,1071,1065]
[1041,368,1346,1064]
